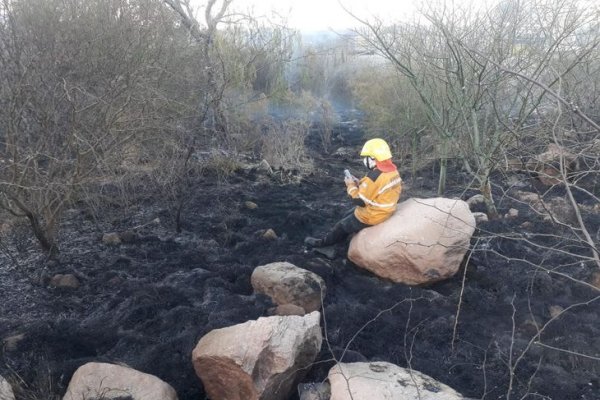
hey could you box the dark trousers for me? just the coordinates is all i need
[321,209,370,246]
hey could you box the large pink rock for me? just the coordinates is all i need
[348,198,475,285]
[192,312,322,400]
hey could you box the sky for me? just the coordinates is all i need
[232,0,419,32]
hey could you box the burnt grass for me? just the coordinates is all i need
[1,117,600,400]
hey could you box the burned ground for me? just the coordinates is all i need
[1,119,599,400]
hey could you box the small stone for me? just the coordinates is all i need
[520,221,533,229]
[258,159,273,173]
[333,147,355,157]
[466,194,485,208]
[3,333,25,352]
[102,232,121,245]
[505,208,519,218]
[298,382,331,400]
[275,304,306,316]
[314,246,336,260]
[245,201,258,210]
[548,305,564,318]
[262,228,278,240]
[472,212,489,224]
[49,274,80,289]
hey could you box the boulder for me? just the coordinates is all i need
[245,201,259,210]
[192,311,322,400]
[328,362,464,400]
[0,375,15,400]
[251,262,326,313]
[63,362,177,400]
[348,198,475,285]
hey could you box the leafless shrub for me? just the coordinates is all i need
[318,100,335,154]
[0,0,182,255]
[261,119,313,174]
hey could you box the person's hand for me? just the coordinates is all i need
[344,176,356,186]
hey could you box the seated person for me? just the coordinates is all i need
[305,138,402,247]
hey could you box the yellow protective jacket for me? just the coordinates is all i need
[346,168,402,225]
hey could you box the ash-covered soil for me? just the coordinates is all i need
[1,117,600,400]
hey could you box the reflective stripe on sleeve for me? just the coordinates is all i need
[358,193,396,208]
[377,177,402,195]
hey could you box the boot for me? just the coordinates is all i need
[304,236,323,247]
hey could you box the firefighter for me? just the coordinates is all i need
[304,138,402,248]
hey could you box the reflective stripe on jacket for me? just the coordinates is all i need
[347,168,402,225]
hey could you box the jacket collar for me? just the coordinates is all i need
[376,159,397,172]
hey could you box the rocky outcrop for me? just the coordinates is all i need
[0,375,15,400]
[62,362,178,400]
[328,362,464,400]
[348,198,475,285]
[192,311,322,400]
[251,262,326,313]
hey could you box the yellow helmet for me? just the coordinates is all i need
[360,138,392,161]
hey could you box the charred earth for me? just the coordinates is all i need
[1,115,599,399]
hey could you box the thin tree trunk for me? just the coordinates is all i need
[438,139,448,195]
[480,175,499,219]
[25,211,58,257]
